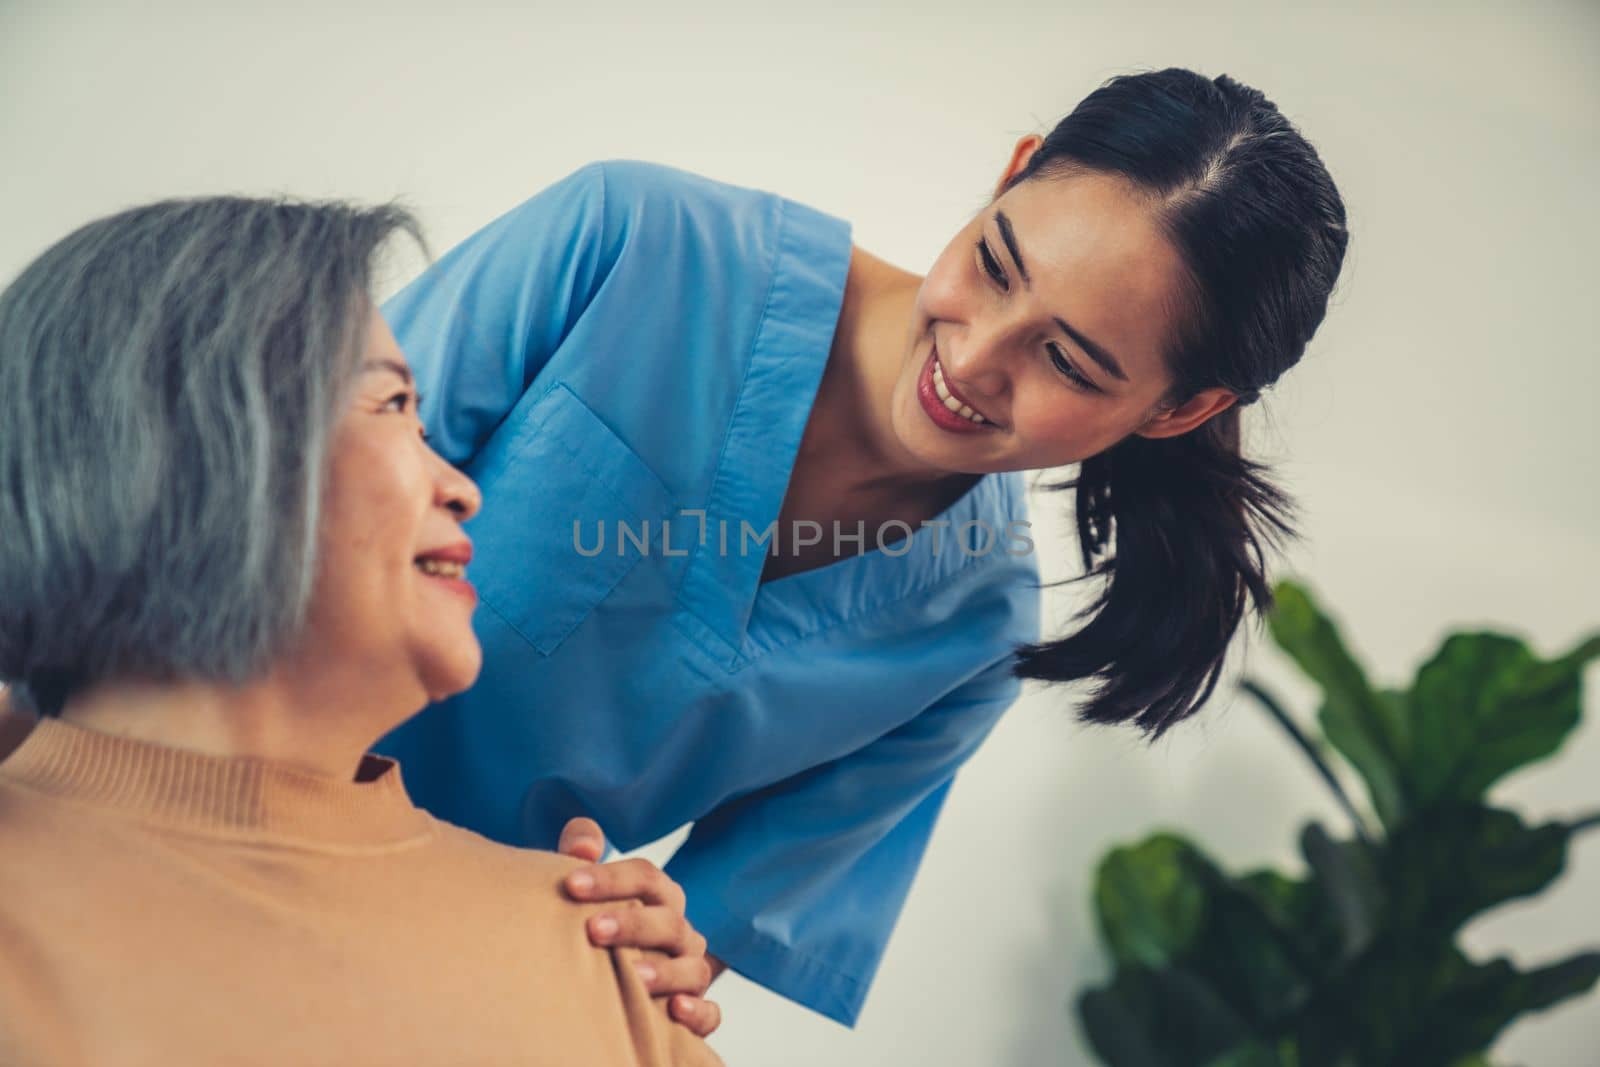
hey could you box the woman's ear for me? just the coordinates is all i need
[996,135,1045,197]
[1135,387,1239,440]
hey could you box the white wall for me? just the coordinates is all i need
[4,2,1596,1063]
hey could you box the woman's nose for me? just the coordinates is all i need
[940,326,1010,398]
[433,453,482,521]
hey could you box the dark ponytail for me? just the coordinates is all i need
[1009,69,1348,737]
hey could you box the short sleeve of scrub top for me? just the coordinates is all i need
[377,160,1042,1026]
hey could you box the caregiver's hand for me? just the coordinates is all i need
[559,817,723,1039]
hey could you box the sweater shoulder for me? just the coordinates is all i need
[426,817,588,878]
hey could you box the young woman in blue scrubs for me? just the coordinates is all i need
[376,68,1348,1028]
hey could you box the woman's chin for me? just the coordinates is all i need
[890,397,995,476]
[418,642,484,704]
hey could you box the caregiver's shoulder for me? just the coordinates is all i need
[564,158,779,223]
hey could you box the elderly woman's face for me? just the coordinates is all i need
[303,306,483,704]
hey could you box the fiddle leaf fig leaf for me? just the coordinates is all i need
[1267,582,1409,828]
[1299,823,1382,962]
[1186,864,1319,1023]
[1405,633,1599,808]
[1079,964,1255,1067]
[1235,869,1307,931]
[1236,868,1343,966]
[1512,951,1600,1014]
[1094,834,1210,969]
[1200,1038,1299,1067]
[1381,806,1571,937]
[1397,950,1600,1063]
[1078,983,1175,1067]
[1077,587,1599,1067]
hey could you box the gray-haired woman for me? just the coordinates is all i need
[0,197,720,1066]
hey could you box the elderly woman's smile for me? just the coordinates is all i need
[414,549,471,584]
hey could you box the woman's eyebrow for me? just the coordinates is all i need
[1053,317,1128,382]
[995,210,1032,287]
[361,358,413,384]
[995,210,1129,382]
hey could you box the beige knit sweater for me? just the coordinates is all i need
[0,712,723,1067]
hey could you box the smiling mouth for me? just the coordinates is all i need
[414,558,466,579]
[412,545,476,603]
[931,351,989,425]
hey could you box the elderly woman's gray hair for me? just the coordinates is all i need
[0,196,420,714]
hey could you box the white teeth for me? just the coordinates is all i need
[415,558,465,579]
[932,356,989,424]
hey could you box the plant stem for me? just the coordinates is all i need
[1240,677,1377,846]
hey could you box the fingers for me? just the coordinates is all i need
[564,854,717,1035]
[565,857,686,912]
[668,994,722,1039]
[588,908,704,959]
[556,817,606,863]
[631,951,714,999]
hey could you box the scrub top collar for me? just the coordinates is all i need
[673,196,854,667]
[740,470,1029,665]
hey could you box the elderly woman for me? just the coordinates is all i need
[0,197,720,1066]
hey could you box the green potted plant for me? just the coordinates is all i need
[1076,581,1599,1067]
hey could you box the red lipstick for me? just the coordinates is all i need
[916,344,996,436]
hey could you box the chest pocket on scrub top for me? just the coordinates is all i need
[465,383,676,657]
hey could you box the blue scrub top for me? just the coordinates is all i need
[377,160,1041,1026]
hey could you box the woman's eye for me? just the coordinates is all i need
[1048,344,1093,390]
[978,239,1009,292]
[379,391,412,414]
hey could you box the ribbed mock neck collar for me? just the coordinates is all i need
[0,713,433,848]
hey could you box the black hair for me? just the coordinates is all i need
[1008,68,1348,737]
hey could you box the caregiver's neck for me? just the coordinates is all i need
[58,652,422,782]
[809,247,972,496]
